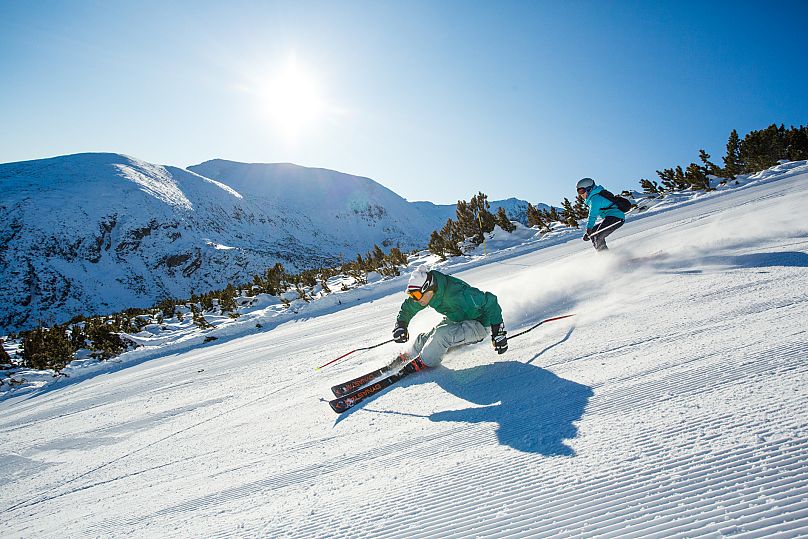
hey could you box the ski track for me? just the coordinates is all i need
[254,341,807,538]
[75,315,808,537]
[2,167,808,537]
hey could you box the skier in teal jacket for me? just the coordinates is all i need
[577,177,626,251]
[392,267,507,367]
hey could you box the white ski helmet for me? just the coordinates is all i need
[576,177,595,193]
[406,266,435,295]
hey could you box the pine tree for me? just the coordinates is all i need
[158,298,177,319]
[573,196,589,219]
[785,125,808,161]
[547,206,561,223]
[526,203,545,230]
[252,274,265,294]
[657,166,690,191]
[469,192,496,238]
[0,339,11,363]
[198,292,214,312]
[657,168,674,190]
[295,282,310,302]
[685,162,711,190]
[219,284,237,313]
[22,326,75,370]
[495,207,516,232]
[428,230,446,259]
[440,218,463,256]
[86,323,126,359]
[70,324,86,350]
[740,124,784,172]
[265,262,287,295]
[560,198,580,228]
[389,247,408,266]
[453,192,497,245]
[371,244,385,268]
[722,129,744,179]
[699,149,722,177]
[454,200,478,241]
[191,304,213,329]
[640,178,661,194]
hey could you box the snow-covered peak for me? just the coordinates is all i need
[0,153,461,332]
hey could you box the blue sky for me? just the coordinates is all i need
[1,0,806,205]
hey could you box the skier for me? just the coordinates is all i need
[392,266,507,369]
[577,177,626,251]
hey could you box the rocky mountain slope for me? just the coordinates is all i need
[0,153,537,333]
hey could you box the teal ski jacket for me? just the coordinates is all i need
[584,185,626,230]
[397,270,503,328]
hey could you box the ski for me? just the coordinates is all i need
[329,357,427,414]
[331,354,409,397]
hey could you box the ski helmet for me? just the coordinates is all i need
[406,266,436,298]
[576,177,595,193]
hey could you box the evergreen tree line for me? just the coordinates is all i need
[5,244,410,372]
[247,244,408,299]
[429,122,807,259]
[641,124,808,194]
[427,192,586,259]
[428,192,517,259]
[16,314,142,372]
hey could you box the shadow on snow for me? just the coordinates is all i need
[348,356,593,457]
[428,361,593,456]
[648,250,808,276]
[697,251,808,269]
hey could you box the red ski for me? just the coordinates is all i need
[331,354,411,397]
[329,357,427,414]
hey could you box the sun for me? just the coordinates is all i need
[261,57,325,140]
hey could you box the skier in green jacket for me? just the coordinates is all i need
[392,266,507,368]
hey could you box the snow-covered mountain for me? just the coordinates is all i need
[0,153,544,333]
[0,153,329,333]
[187,159,440,252]
[2,161,806,537]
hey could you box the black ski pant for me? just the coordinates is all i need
[590,216,624,251]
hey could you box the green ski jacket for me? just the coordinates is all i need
[397,270,503,328]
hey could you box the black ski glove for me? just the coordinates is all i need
[491,323,508,354]
[582,228,593,242]
[393,320,409,343]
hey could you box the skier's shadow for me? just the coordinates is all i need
[429,361,593,456]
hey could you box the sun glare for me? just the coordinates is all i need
[261,57,325,139]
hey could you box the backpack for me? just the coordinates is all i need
[597,189,633,213]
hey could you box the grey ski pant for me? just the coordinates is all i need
[590,216,624,251]
[411,318,489,367]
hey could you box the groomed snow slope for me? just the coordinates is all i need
[2,165,807,538]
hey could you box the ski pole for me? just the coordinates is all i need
[509,314,575,340]
[587,219,624,237]
[316,339,395,371]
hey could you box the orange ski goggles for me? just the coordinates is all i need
[407,289,424,301]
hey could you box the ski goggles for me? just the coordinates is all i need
[407,289,424,301]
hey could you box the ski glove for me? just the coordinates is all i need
[393,320,409,343]
[583,228,593,242]
[491,323,508,354]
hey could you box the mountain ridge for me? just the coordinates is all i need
[1,152,543,332]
